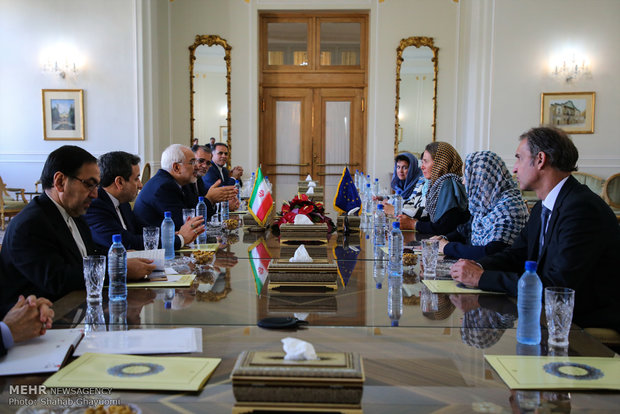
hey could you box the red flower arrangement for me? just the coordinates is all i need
[272,194,335,235]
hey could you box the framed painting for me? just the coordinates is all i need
[42,89,85,140]
[540,92,595,134]
[220,125,228,141]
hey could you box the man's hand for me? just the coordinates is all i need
[206,179,238,204]
[228,197,240,211]
[230,166,244,180]
[450,259,483,287]
[127,258,157,280]
[179,216,205,244]
[3,295,54,342]
[399,215,417,230]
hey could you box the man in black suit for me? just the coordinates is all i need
[134,144,236,228]
[451,127,620,331]
[202,143,244,189]
[0,146,157,305]
[1,294,54,356]
[84,151,204,251]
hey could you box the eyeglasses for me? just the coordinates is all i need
[196,158,211,165]
[69,176,99,191]
[177,159,197,166]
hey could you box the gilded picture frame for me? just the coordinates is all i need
[42,89,85,140]
[540,92,595,134]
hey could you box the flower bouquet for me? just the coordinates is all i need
[272,194,335,236]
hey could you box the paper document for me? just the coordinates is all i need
[485,355,620,390]
[127,274,195,288]
[0,329,83,376]
[75,328,202,356]
[177,243,219,253]
[422,279,504,295]
[44,353,221,391]
[127,249,165,272]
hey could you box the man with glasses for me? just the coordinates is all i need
[0,146,157,307]
[202,142,244,189]
[186,144,239,209]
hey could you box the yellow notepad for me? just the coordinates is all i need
[176,243,219,253]
[44,353,220,391]
[485,355,620,390]
[422,279,503,295]
[127,274,195,288]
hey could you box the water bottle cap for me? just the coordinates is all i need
[164,211,171,218]
[395,189,401,195]
[198,196,204,202]
[374,178,378,182]
[112,234,122,243]
[235,179,239,184]
[377,204,384,210]
[525,261,537,272]
[391,320,399,327]
[392,221,400,229]
[366,183,370,187]
[164,302,171,309]
[376,282,382,289]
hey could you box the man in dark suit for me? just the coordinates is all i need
[0,146,156,306]
[1,294,54,356]
[134,144,236,229]
[85,151,204,251]
[450,127,620,331]
[202,143,244,189]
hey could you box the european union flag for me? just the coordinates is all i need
[333,245,361,287]
[333,167,361,215]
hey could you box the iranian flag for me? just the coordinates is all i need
[248,167,273,227]
[248,239,271,295]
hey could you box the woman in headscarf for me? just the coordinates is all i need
[382,152,426,219]
[434,151,529,260]
[400,142,469,235]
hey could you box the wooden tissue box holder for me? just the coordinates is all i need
[267,262,338,290]
[279,223,328,244]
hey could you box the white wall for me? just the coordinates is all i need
[0,0,139,190]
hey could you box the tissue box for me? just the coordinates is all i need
[268,294,337,313]
[280,223,328,244]
[231,351,364,405]
[267,262,338,290]
[336,215,361,232]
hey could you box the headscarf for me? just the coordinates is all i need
[461,307,516,349]
[464,151,528,246]
[390,152,422,200]
[425,142,465,221]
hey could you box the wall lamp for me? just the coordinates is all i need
[41,44,83,78]
[550,51,591,83]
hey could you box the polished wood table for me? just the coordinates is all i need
[1,229,618,413]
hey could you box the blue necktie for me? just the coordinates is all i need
[538,206,551,258]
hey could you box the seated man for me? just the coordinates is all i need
[1,294,54,356]
[0,146,156,305]
[187,144,239,210]
[450,127,620,331]
[135,144,236,228]
[202,143,244,189]
[84,151,204,251]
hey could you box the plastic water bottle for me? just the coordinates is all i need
[373,245,386,289]
[234,179,242,202]
[515,342,541,410]
[372,178,380,196]
[221,200,229,221]
[517,260,543,345]
[388,222,403,277]
[108,234,127,302]
[392,189,403,217]
[264,176,272,192]
[355,170,360,190]
[373,204,387,246]
[248,172,255,195]
[196,197,208,244]
[388,275,403,326]
[364,183,373,216]
[161,211,175,260]
[109,300,127,331]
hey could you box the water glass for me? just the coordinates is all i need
[83,255,106,303]
[421,239,439,279]
[143,226,160,250]
[183,208,196,222]
[84,303,106,335]
[544,287,575,347]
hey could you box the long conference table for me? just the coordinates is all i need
[1,221,619,413]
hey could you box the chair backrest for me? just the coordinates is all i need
[141,163,151,186]
[603,173,620,208]
[572,171,604,197]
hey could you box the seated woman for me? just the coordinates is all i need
[435,151,528,260]
[400,142,469,235]
[382,152,426,219]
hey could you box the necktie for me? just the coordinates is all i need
[538,206,551,258]
[116,205,127,230]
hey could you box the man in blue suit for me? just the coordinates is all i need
[451,127,620,331]
[85,151,204,251]
[202,143,244,189]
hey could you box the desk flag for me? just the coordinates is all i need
[248,167,273,227]
[248,238,271,295]
[333,167,361,215]
[333,245,360,287]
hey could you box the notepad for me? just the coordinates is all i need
[0,329,83,376]
[44,353,220,391]
[485,355,620,390]
[422,279,504,295]
[74,328,202,356]
[176,243,219,253]
[127,274,195,288]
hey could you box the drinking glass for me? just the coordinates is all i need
[421,239,439,279]
[182,209,196,246]
[83,255,106,304]
[143,226,160,250]
[544,287,575,347]
[84,303,106,335]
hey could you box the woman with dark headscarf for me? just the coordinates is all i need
[382,152,426,218]
[434,151,529,260]
[400,142,469,235]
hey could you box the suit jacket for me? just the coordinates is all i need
[202,163,236,189]
[478,176,620,330]
[134,169,193,229]
[0,328,6,356]
[0,193,98,304]
[84,187,144,251]
[183,180,215,220]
